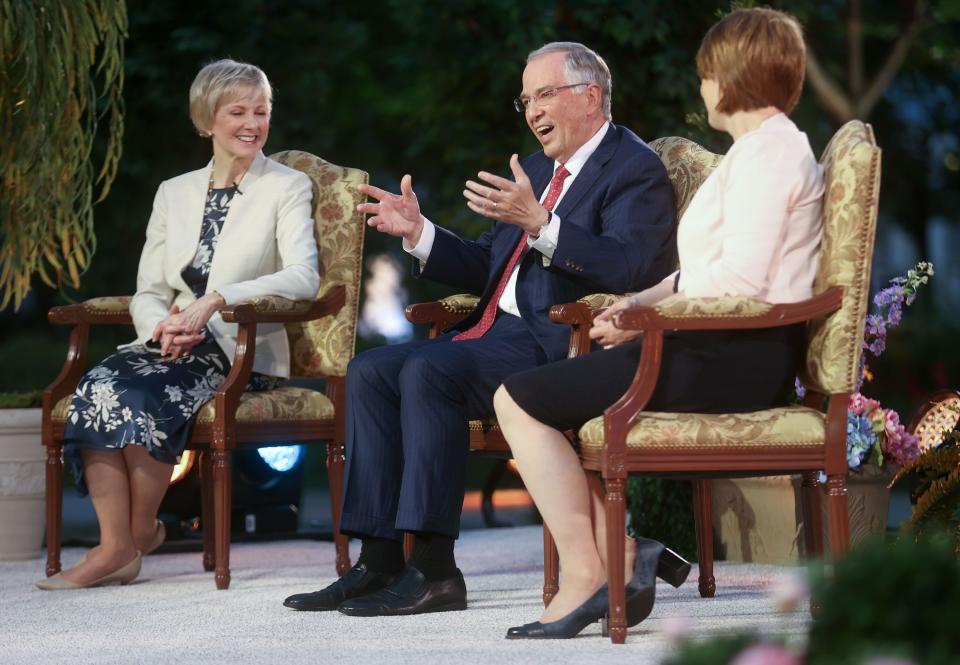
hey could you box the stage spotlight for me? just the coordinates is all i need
[908,389,960,450]
[257,445,304,472]
[158,444,307,539]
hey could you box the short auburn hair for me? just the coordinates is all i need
[696,7,806,115]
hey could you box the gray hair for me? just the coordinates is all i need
[526,42,612,120]
[189,59,272,136]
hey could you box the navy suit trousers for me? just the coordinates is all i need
[338,314,547,541]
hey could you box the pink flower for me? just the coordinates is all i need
[730,644,801,665]
[849,392,867,416]
[884,409,902,440]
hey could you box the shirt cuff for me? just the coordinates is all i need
[403,217,435,263]
[529,212,561,264]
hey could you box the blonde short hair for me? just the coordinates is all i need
[189,59,272,135]
[696,7,806,115]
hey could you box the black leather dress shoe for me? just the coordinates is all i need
[282,563,396,611]
[337,565,467,616]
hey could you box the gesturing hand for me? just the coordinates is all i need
[463,154,549,234]
[589,297,643,348]
[358,174,425,246]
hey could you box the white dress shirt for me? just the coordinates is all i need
[638,113,823,306]
[405,122,610,316]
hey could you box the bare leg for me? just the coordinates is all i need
[61,450,138,585]
[586,473,636,579]
[122,445,173,551]
[494,387,605,623]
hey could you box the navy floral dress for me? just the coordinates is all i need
[64,186,277,494]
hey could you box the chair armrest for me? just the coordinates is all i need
[405,294,479,338]
[613,287,843,332]
[220,284,346,324]
[596,287,845,466]
[48,296,133,325]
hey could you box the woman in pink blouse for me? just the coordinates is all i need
[494,7,823,640]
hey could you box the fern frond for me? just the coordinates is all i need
[891,445,960,487]
[911,464,960,532]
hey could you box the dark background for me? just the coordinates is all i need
[3,0,959,432]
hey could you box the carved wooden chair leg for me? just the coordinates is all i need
[403,532,414,560]
[44,440,64,576]
[542,525,559,606]
[212,449,233,590]
[800,471,824,559]
[692,479,716,598]
[604,476,629,644]
[199,451,216,572]
[825,473,850,558]
[326,441,351,576]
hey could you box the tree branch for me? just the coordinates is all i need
[806,49,855,122]
[856,0,928,118]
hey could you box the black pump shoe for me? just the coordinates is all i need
[655,544,692,588]
[619,538,692,628]
[506,586,609,639]
[632,537,691,588]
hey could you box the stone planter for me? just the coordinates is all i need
[711,465,893,564]
[0,408,45,560]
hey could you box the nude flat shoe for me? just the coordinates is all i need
[36,552,142,591]
[76,520,164,566]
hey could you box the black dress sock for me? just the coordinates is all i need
[357,536,405,575]
[408,531,457,581]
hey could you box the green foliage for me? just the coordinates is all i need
[893,436,960,548]
[661,634,759,665]
[0,390,43,409]
[0,0,127,310]
[627,477,697,559]
[806,536,960,665]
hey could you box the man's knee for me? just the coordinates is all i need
[347,346,400,388]
[397,349,459,399]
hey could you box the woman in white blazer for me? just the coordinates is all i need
[493,8,824,638]
[37,60,320,590]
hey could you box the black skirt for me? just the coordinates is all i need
[502,325,805,433]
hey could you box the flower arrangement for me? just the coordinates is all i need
[845,261,933,470]
[798,261,933,472]
[846,392,917,469]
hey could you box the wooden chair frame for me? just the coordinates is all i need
[587,288,849,642]
[41,287,351,589]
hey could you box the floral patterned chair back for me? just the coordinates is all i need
[801,121,882,395]
[649,136,723,222]
[269,151,367,379]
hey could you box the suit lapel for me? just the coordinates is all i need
[553,124,620,220]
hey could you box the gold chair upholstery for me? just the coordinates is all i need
[42,152,367,589]
[578,120,881,643]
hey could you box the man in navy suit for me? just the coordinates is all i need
[284,42,676,616]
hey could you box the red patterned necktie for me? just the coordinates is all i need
[453,164,571,341]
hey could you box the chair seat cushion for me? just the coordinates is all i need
[52,386,334,425]
[578,405,825,450]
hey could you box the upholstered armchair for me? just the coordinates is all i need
[400,136,723,605]
[575,120,881,643]
[41,152,367,589]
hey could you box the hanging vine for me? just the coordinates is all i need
[0,0,127,310]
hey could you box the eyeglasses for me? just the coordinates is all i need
[513,83,589,113]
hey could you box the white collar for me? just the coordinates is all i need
[555,121,610,176]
